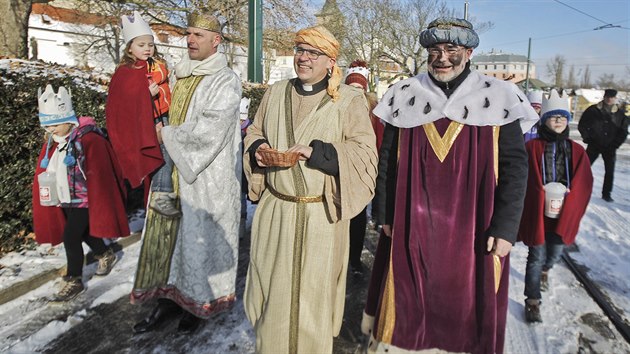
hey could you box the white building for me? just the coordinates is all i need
[28,3,249,80]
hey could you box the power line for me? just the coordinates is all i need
[484,19,629,48]
[552,0,627,30]
[552,0,609,25]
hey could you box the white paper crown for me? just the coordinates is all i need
[541,89,571,120]
[38,85,77,126]
[239,97,250,121]
[526,90,543,105]
[121,11,153,44]
[346,66,370,80]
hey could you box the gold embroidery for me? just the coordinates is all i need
[169,76,204,193]
[376,249,396,343]
[492,125,501,293]
[266,182,323,203]
[494,255,502,294]
[282,79,339,353]
[493,126,500,185]
[422,121,464,162]
[133,76,202,292]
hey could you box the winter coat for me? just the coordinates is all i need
[578,101,629,150]
[32,117,130,245]
[518,138,593,246]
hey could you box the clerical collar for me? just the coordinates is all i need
[294,76,329,96]
[428,62,472,98]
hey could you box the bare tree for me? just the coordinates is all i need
[338,0,390,86]
[0,0,53,58]
[546,55,565,88]
[581,65,591,88]
[340,0,492,81]
[63,1,134,68]
[596,73,620,90]
[566,64,577,89]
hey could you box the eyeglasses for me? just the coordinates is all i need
[548,116,568,123]
[427,45,464,56]
[293,46,326,60]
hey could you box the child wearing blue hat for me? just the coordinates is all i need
[517,89,593,322]
[32,85,130,301]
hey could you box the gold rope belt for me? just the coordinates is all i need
[266,183,323,203]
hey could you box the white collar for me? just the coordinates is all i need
[373,71,539,132]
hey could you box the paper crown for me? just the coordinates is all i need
[239,97,250,121]
[526,90,544,105]
[346,60,369,80]
[188,12,222,34]
[121,11,153,43]
[38,85,77,126]
[541,89,572,122]
[345,60,369,90]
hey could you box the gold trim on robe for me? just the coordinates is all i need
[492,125,501,294]
[422,121,465,163]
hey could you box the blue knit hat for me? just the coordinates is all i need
[541,89,572,123]
[37,85,78,127]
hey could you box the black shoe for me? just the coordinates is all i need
[525,299,542,323]
[603,195,614,202]
[178,311,202,333]
[133,300,181,334]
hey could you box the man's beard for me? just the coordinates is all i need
[427,54,466,82]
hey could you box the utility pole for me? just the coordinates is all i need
[464,1,469,20]
[525,37,532,92]
[248,0,263,83]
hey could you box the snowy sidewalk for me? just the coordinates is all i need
[0,210,145,307]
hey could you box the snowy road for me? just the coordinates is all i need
[1,135,629,354]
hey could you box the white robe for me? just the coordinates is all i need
[132,64,242,319]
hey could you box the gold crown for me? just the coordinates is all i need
[188,12,222,34]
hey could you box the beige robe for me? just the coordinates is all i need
[244,80,378,353]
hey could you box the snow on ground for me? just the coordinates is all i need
[0,126,629,353]
[0,240,140,353]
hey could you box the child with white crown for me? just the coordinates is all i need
[106,11,179,217]
[33,85,130,301]
[517,89,593,323]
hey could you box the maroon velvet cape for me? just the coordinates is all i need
[517,139,593,246]
[370,118,509,353]
[32,127,130,245]
[106,61,163,188]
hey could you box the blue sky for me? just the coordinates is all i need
[309,0,629,85]
[466,0,629,84]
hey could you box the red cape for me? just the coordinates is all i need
[106,61,163,188]
[32,126,130,245]
[518,139,593,246]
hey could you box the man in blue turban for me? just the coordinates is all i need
[362,18,539,353]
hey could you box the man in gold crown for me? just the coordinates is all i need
[130,11,242,334]
[243,25,378,353]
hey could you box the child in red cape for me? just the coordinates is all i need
[518,89,593,322]
[106,11,179,217]
[32,85,130,302]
